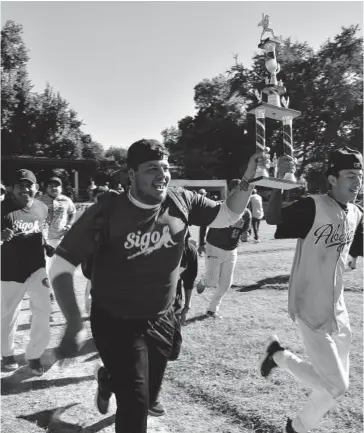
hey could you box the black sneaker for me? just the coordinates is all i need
[94,365,112,415]
[2,355,19,371]
[148,401,165,417]
[284,418,299,433]
[258,334,284,378]
[28,358,44,376]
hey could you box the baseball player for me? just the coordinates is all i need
[258,147,363,433]
[197,179,252,318]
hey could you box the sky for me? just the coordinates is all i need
[1,1,363,149]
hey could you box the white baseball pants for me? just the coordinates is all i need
[273,317,351,433]
[203,243,237,313]
[1,268,51,360]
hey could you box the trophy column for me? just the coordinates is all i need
[282,116,296,182]
[254,108,270,178]
[248,14,301,190]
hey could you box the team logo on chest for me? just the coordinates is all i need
[13,219,41,234]
[124,225,178,259]
[313,223,355,253]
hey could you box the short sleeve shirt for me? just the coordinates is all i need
[1,196,48,282]
[39,194,76,240]
[56,190,220,319]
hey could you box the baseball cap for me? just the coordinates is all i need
[198,189,207,195]
[127,139,169,169]
[47,177,63,186]
[13,169,37,184]
[327,147,363,175]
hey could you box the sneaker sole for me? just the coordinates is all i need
[148,409,165,417]
[257,334,279,378]
[94,364,110,415]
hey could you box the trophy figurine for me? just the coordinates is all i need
[248,14,301,190]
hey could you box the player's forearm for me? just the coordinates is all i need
[266,190,283,225]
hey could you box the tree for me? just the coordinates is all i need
[1,21,34,156]
[104,146,128,165]
[81,134,105,160]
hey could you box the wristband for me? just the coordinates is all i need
[184,305,191,309]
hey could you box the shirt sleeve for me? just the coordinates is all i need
[55,201,103,266]
[184,190,221,227]
[349,205,363,258]
[275,197,316,239]
[208,201,243,229]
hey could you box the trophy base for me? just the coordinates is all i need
[249,176,300,190]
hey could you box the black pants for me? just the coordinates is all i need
[91,305,168,433]
[252,217,261,240]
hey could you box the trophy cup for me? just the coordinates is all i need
[248,14,301,190]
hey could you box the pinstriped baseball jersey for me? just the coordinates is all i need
[288,195,362,333]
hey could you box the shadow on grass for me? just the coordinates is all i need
[170,377,282,433]
[232,275,290,292]
[18,403,116,432]
[2,374,95,395]
[185,313,211,325]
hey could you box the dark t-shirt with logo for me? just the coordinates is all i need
[275,196,363,257]
[56,190,220,319]
[1,195,48,283]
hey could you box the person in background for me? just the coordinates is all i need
[197,179,252,318]
[1,169,50,375]
[249,189,264,243]
[38,176,76,304]
[88,179,97,202]
[116,183,125,194]
[259,147,363,433]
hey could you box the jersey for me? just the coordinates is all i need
[56,189,220,319]
[201,208,252,251]
[284,195,362,333]
[275,196,363,258]
[39,193,76,241]
[1,195,48,283]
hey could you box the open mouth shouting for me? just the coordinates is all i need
[153,180,168,193]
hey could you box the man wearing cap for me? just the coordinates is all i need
[197,179,252,318]
[39,177,76,300]
[1,169,51,375]
[49,138,267,433]
[39,176,76,251]
[259,147,363,433]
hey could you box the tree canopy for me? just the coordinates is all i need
[162,25,363,181]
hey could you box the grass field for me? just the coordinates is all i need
[1,222,363,433]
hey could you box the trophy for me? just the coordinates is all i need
[248,14,301,190]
